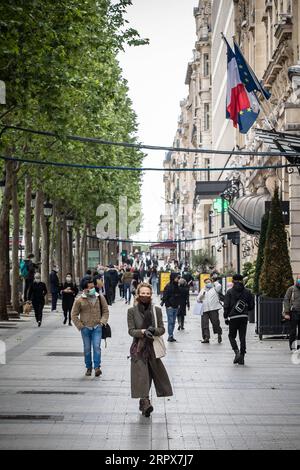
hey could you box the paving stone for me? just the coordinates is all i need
[0,298,299,450]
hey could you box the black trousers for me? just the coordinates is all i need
[51,292,58,311]
[201,310,222,339]
[228,317,248,355]
[289,311,300,349]
[24,278,33,301]
[32,301,44,323]
[63,306,73,323]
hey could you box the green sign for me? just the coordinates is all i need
[213,198,229,213]
[87,250,100,269]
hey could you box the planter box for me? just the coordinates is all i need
[257,296,289,340]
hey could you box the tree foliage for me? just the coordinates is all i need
[259,188,294,298]
[0,0,148,228]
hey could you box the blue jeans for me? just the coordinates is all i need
[124,283,131,303]
[166,307,178,338]
[151,278,158,295]
[81,325,102,369]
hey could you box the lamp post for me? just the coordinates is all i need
[43,201,53,297]
[66,215,74,275]
[31,193,36,209]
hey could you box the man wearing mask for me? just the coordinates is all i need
[283,275,300,351]
[50,266,60,312]
[161,273,181,342]
[127,282,173,417]
[60,273,78,325]
[28,273,47,327]
[71,277,109,377]
[197,277,223,344]
[223,274,254,365]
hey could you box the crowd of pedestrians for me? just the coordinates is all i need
[18,252,300,418]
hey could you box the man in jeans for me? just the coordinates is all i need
[71,277,109,376]
[161,273,181,342]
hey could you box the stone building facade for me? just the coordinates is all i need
[159,0,300,275]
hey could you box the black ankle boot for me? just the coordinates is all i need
[238,354,245,365]
[233,350,240,364]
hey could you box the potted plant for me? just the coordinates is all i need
[256,188,293,339]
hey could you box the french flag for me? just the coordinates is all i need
[225,38,260,134]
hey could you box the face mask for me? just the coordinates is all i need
[34,277,41,283]
[139,296,151,304]
[87,287,96,296]
[205,283,212,289]
[98,270,104,275]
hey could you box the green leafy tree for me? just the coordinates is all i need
[259,188,294,298]
[253,212,269,294]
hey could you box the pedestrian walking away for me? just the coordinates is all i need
[22,253,38,301]
[223,273,254,365]
[50,266,60,312]
[71,277,109,377]
[149,267,159,296]
[60,273,78,325]
[177,278,190,330]
[28,272,47,327]
[283,275,300,351]
[127,282,173,417]
[123,267,133,304]
[161,272,181,342]
[197,277,223,344]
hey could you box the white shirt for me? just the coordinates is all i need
[197,283,222,313]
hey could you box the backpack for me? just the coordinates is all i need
[19,259,29,278]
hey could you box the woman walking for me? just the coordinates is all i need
[127,282,173,417]
[28,272,47,327]
[60,273,78,325]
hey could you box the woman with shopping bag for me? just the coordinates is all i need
[127,282,173,417]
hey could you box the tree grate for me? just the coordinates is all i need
[47,352,83,357]
[18,391,83,395]
[0,415,64,421]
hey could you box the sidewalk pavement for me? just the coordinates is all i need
[0,295,299,450]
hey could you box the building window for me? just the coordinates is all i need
[204,158,211,181]
[204,103,210,131]
[203,53,209,77]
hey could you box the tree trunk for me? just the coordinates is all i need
[49,205,56,269]
[61,218,68,282]
[33,189,43,263]
[40,191,50,301]
[0,161,14,320]
[80,225,87,276]
[11,170,20,312]
[56,215,62,273]
[75,228,81,284]
[24,175,32,257]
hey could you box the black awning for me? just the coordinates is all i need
[195,181,229,199]
[228,194,271,235]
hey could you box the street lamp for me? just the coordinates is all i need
[66,215,74,275]
[43,201,53,295]
[43,201,53,218]
[0,179,5,194]
[31,193,36,209]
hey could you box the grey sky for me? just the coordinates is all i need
[118,0,197,242]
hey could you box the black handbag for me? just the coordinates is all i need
[98,296,111,342]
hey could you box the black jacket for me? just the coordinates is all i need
[178,285,190,315]
[50,271,60,294]
[162,282,181,308]
[60,282,78,309]
[224,285,254,320]
[28,282,47,303]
